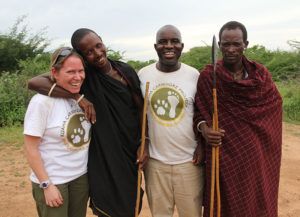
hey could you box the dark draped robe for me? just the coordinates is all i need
[194,56,282,217]
[82,60,143,217]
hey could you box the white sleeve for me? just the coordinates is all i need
[23,95,52,137]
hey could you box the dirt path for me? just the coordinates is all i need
[0,122,299,217]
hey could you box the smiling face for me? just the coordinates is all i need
[52,56,85,94]
[155,25,184,72]
[219,28,248,66]
[78,32,108,70]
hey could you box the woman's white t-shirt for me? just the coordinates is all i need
[24,94,91,184]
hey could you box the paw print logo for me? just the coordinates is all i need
[154,99,168,116]
[70,128,84,144]
[150,86,185,125]
[64,113,91,150]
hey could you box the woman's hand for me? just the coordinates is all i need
[44,184,64,207]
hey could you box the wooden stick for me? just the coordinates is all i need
[135,81,150,217]
[210,147,216,217]
[211,87,221,217]
[210,35,221,217]
[216,147,221,217]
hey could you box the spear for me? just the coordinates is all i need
[210,35,221,217]
[135,81,150,217]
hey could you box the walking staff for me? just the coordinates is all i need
[135,82,150,217]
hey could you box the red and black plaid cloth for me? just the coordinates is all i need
[194,56,282,217]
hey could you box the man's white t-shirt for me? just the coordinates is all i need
[24,94,91,184]
[138,63,200,164]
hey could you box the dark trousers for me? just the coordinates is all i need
[32,173,89,217]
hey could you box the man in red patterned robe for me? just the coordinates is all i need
[194,21,282,217]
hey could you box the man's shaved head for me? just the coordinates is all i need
[156,25,182,43]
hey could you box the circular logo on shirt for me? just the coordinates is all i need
[63,112,91,150]
[150,86,185,126]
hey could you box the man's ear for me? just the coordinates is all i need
[244,40,249,48]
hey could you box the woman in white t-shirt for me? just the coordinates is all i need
[24,47,91,217]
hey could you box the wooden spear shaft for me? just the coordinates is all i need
[210,87,220,217]
[213,88,221,217]
[135,81,150,217]
[210,35,221,217]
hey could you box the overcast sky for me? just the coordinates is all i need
[1,0,299,61]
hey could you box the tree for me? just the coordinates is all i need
[0,15,49,73]
[288,40,300,50]
[180,46,211,70]
[127,59,156,71]
[107,48,125,61]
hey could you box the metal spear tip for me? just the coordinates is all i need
[212,35,218,67]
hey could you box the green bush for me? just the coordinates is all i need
[277,82,300,123]
[0,54,50,126]
[18,53,51,77]
[0,72,28,126]
[245,46,300,82]
[127,59,156,71]
[181,46,211,70]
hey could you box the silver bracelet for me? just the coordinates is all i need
[197,120,206,132]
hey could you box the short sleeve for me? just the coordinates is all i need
[23,94,52,137]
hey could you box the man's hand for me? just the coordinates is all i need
[78,98,96,124]
[136,140,149,170]
[44,184,64,207]
[200,123,225,147]
[192,143,204,165]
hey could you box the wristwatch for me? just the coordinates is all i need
[39,180,51,189]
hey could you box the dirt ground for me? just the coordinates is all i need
[0,122,299,217]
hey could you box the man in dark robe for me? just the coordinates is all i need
[194,21,282,217]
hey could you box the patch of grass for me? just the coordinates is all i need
[0,125,23,149]
[14,171,25,177]
[19,181,26,188]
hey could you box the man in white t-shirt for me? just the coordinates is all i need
[138,25,204,217]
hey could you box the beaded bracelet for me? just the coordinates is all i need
[76,94,85,103]
[48,83,57,97]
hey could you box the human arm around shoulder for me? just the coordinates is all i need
[27,73,96,123]
[27,72,77,99]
